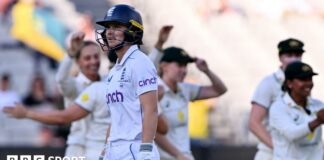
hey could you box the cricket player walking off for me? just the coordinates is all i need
[95,4,160,160]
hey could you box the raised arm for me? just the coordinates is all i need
[55,56,76,97]
[148,25,173,68]
[55,32,85,98]
[194,58,227,100]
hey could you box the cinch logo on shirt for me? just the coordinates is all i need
[106,90,124,104]
[139,77,157,87]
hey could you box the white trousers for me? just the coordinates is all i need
[85,140,105,160]
[65,144,86,157]
[104,140,160,160]
[65,141,105,160]
[254,149,273,160]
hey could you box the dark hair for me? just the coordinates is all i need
[75,41,100,59]
[1,73,10,81]
[282,80,289,92]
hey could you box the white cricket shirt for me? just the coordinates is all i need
[106,45,158,142]
[75,81,111,142]
[270,93,324,160]
[251,68,285,151]
[158,80,200,159]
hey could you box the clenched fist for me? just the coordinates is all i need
[67,32,86,57]
[155,25,173,50]
[195,58,209,73]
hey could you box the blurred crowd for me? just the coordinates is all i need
[191,0,324,21]
[0,0,98,147]
[0,72,66,147]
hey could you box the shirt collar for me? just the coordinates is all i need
[160,79,183,95]
[283,92,313,109]
[274,68,285,84]
[159,79,171,92]
[76,72,93,86]
[116,45,139,67]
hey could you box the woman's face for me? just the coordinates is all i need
[32,77,45,92]
[161,62,187,83]
[105,23,127,49]
[287,77,313,98]
[77,44,101,77]
[0,79,9,91]
[280,52,302,69]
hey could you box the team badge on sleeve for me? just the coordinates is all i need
[81,93,90,102]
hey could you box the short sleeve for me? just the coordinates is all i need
[148,47,163,69]
[55,55,78,99]
[132,58,158,96]
[75,83,98,112]
[251,77,275,109]
[311,99,324,111]
[180,83,201,101]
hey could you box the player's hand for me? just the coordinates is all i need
[317,109,324,122]
[138,143,154,160]
[155,25,173,50]
[195,58,209,73]
[68,32,85,58]
[2,104,28,119]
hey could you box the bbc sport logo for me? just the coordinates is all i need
[7,155,86,160]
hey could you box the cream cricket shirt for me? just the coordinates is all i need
[56,56,94,145]
[251,68,285,151]
[270,93,324,160]
[75,81,110,142]
[158,80,200,159]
